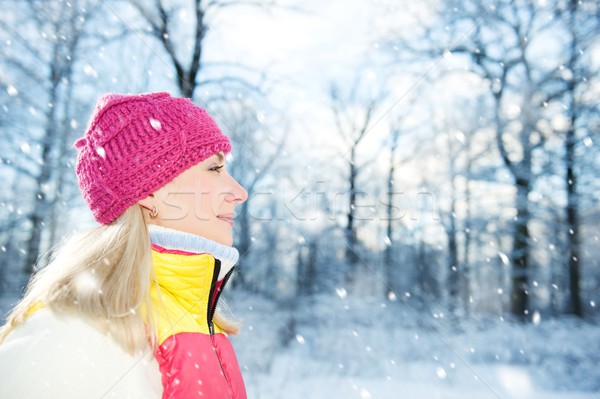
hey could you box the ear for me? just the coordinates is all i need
[137,193,155,210]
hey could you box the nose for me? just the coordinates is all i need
[226,175,248,204]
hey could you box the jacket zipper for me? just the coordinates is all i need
[207,260,221,336]
[207,259,237,397]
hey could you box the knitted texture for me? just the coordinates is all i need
[74,92,231,225]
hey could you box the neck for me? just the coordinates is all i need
[147,224,239,280]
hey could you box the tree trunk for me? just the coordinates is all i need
[24,81,59,273]
[509,178,531,319]
[564,0,583,318]
[446,131,460,314]
[233,200,250,288]
[565,110,582,317]
[345,147,359,283]
[0,177,24,290]
[447,196,460,312]
[493,88,535,321]
[49,55,78,251]
[461,136,473,316]
[297,241,318,296]
[384,130,399,298]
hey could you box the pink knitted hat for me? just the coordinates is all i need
[74,92,231,225]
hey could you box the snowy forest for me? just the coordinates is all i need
[1,0,599,397]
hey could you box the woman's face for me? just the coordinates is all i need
[142,152,247,246]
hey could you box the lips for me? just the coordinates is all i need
[217,213,234,226]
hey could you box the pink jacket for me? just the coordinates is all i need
[150,244,247,398]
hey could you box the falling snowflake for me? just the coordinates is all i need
[96,146,106,159]
[384,235,392,246]
[7,85,18,96]
[436,367,447,380]
[150,118,162,130]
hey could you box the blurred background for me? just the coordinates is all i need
[0,0,599,397]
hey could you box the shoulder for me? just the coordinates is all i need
[0,308,162,399]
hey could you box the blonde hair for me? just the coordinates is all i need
[0,205,238,354]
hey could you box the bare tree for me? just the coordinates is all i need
[0,0,96,273]
[329,78,386,287]
[129,0,206,97]
[382,105,426,299]
[212,98,286,290]
[129,0,282,98]
[441,99,495,318]
[418,0,562,320]
[442,127,461,316]
[553,0,600,317]
[383,123,402,298]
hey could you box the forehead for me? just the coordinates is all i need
[205,152,224,162]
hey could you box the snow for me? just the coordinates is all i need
[149,118,162,131]
[228,291,600,399]
[1,287,598,398]
[6,85,18,96]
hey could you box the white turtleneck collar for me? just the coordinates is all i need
[147,224,239,280]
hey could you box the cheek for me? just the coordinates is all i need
[196,182,224,214]
[204,181,231,202]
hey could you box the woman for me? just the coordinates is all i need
[0,92,248,398]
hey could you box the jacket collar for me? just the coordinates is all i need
[147,224,238,280]
[147,225,238,339]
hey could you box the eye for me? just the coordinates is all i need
[209,165,224,173]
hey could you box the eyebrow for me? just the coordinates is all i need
[215,152,224,163]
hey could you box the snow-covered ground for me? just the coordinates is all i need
[1,287,598,398]
[228,291,600,399]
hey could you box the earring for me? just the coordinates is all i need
[149,206,158,219]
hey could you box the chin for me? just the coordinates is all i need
[221,237,234,247]
[221,234,234,247]
[209,233,233,247]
